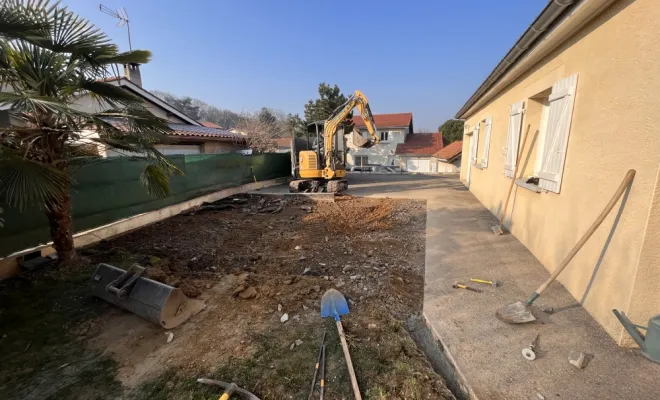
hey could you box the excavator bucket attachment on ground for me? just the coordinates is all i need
[90,263,205,329]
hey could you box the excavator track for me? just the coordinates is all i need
[326,179,348,194]
[289,179,347,194]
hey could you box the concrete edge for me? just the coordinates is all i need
[0,178,286,279]
[422,312,481,400]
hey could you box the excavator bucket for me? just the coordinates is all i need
[350,129,375,149]
[90,263,205,329]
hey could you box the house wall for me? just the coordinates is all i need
[201,142,242,154]
[459,0,660,345]
[437,156,461,173]
[347,127,409,167]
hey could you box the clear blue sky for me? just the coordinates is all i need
[63,0,546,131]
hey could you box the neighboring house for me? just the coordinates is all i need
[434,140,462,173]
[456,0,660,346]
[347,112,413,167]
[74,65,246,156]
[394,133,444,173]
[272,138,292,153]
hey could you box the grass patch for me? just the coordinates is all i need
[133,313,448,400]
[0,263,122,399]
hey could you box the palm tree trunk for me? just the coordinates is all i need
[45,191,76,263]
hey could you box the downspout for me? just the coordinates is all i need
[455,0,576,118]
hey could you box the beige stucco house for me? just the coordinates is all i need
[456,0,660,346]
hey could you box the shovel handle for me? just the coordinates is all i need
[336,320,362,400]
[527,169,636,305]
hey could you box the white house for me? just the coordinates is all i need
[346,113,414,167]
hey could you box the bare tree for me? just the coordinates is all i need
[235,110,282,153]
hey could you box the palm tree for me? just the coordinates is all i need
[0,1,181,263]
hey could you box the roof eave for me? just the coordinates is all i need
[455,0,615,119]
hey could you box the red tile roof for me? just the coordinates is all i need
[435,140,463,161]
[395,133,444,156]
[352,112,412,128]
[272,138,291,148]
[200,121,222,129]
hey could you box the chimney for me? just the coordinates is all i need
[123,63,143,87]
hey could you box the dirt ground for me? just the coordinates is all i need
[0,194,455,399]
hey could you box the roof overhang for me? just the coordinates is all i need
[108,79,202,126]
[456,0,617,119]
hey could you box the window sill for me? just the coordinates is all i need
[515,179,542,193]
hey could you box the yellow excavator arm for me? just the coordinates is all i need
[323,90,379,175]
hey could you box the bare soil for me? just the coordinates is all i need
[0,194,454,399]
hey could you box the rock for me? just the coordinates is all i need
[302,267,311,275]
[283,277,294,285]
[536,393,545,400]
[404,279,411,284]
[190,256,198,262]
[312,285,321,292]
[165,332,174,343]
[343,265,352,272]
[166,381,175,389]
[368,323,378,329]
[290,342,296,350]
[319,263,326,266]
[293,315,301,322]
[278,304,283,312]
[302,305,309,311]
[301,206,313,213]
[237,272,250,284]
[323,276,329,280]
[568,351,586,369]
[396,277,404,283]
[280,313,289,323]
[211,266,217,270]
[238,286,257,299]
[350,275,361,280]
[367,250,373,257]
[295,245,302,250]
[295,339,304,346]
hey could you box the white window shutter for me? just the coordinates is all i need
[504,101,525,178]
[481,117,493,167]
[538,74,578,193]
[470,124,479,165]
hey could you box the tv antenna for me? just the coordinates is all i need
[99,4,132,50]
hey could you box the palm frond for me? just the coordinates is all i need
[140,164,171,198]
[0,0,49,41]
[97,50,152,66]
[75,80,142,105]
[0,150,69,209]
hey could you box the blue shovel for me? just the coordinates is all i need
[321,289,362,400]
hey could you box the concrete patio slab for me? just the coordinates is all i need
[254,173,660,398]
[349,174,660,399]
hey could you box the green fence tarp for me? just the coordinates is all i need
[0,153,291,257]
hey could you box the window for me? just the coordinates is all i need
[469,124,479,165]
[537,74,578,193]
[480,117,493,167]
[354,155,368,166]
[504,101,525,178]
[380,131,389,141]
